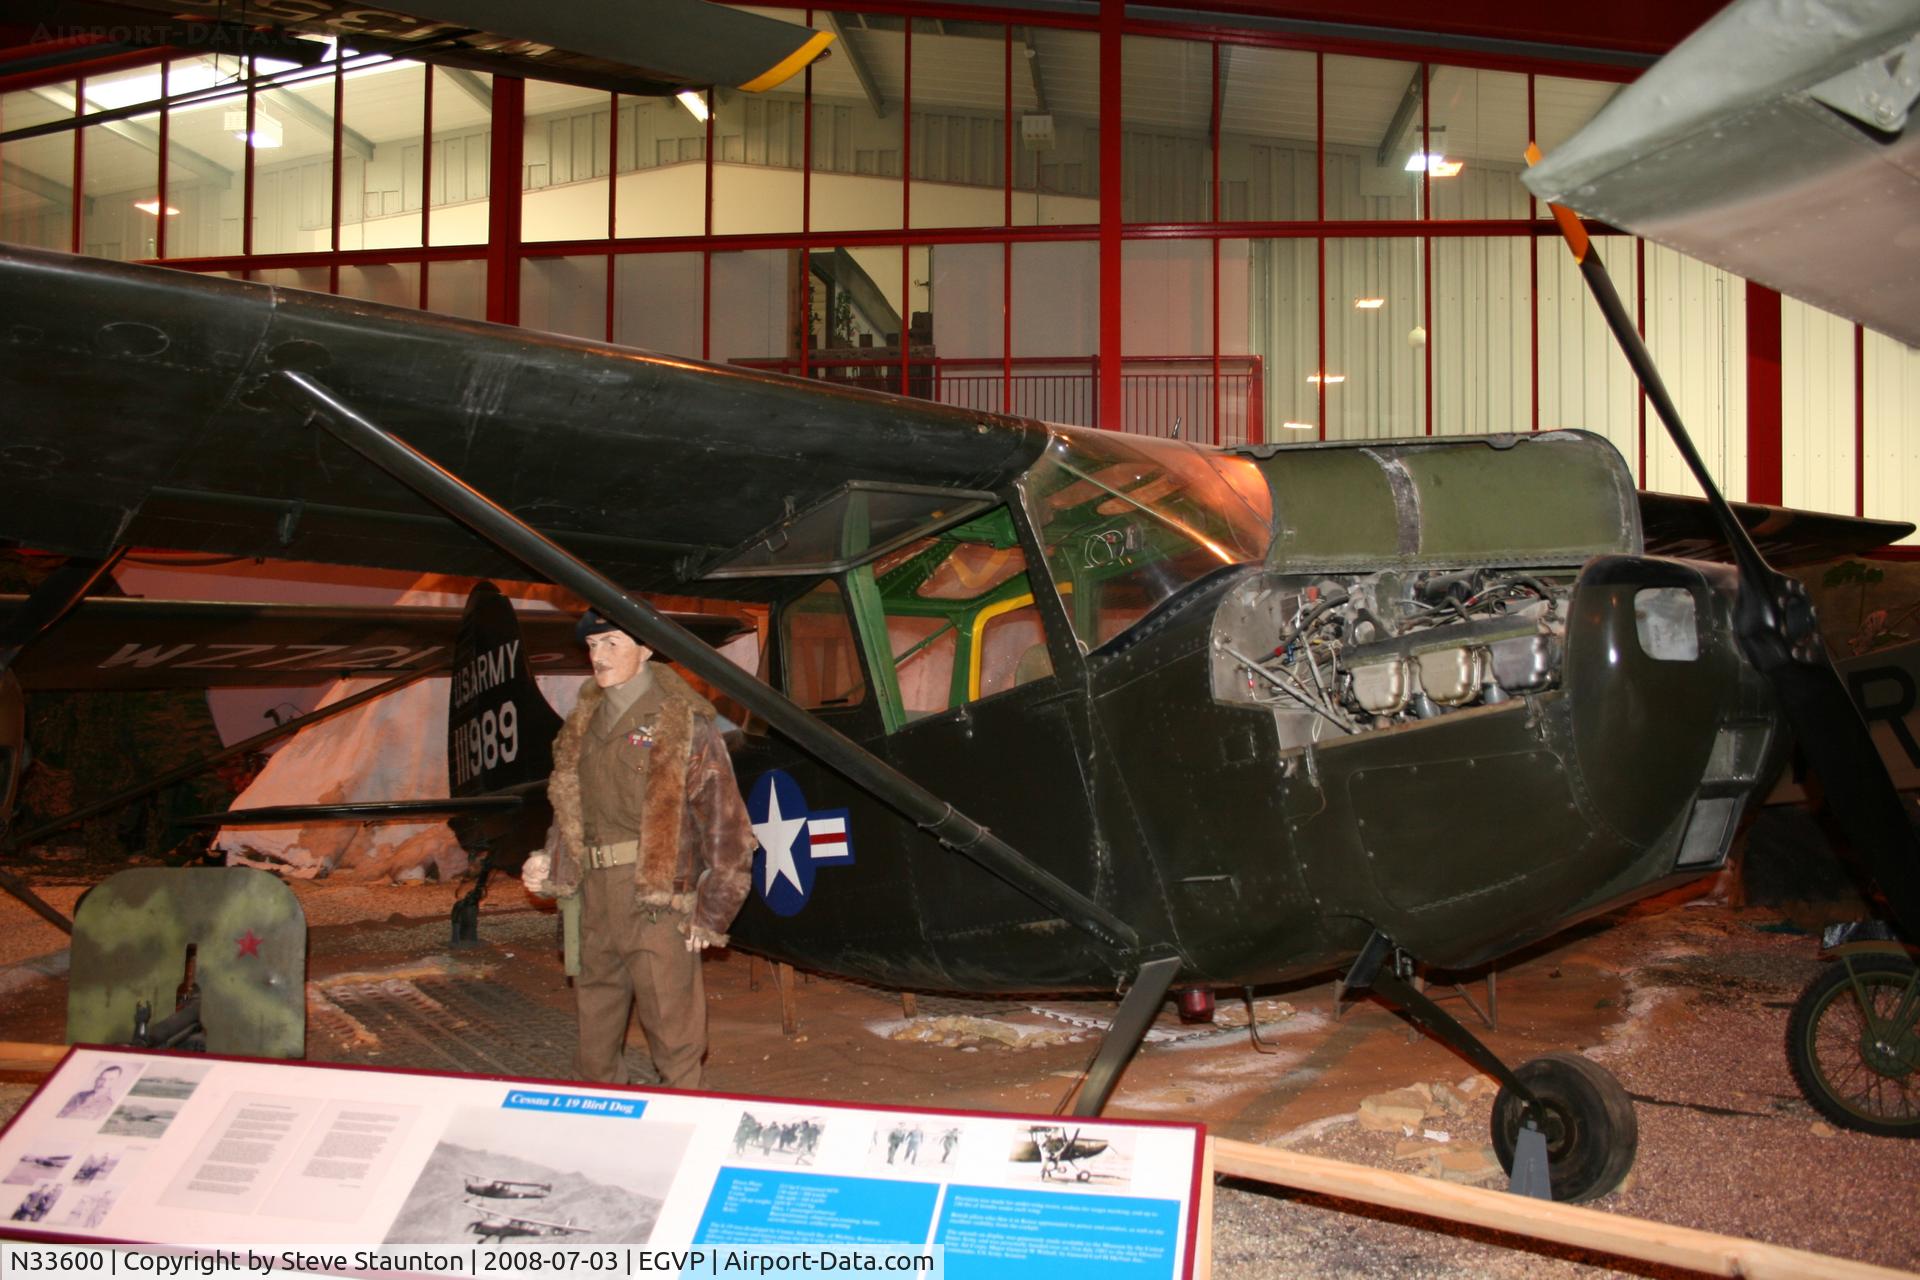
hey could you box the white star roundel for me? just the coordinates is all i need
[747,770,854,917]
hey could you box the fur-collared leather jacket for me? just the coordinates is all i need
[545,666,756,943]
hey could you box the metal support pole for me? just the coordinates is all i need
[278,369,1143,963]
[0,866,73,935]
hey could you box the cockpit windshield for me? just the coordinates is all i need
[1020,427,1273,650]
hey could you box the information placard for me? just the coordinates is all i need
[0,1049,1202,1279]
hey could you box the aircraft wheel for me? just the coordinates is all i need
[1490,1052,1638,1203]
[1786,954,1920,1138]
[1076,1171,1090,1182]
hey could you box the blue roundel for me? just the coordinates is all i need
[749,770,817,917]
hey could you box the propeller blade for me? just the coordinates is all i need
[1528,142,1920,939]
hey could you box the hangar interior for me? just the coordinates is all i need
[2,2,1920,1270]
[1,1,1914,538]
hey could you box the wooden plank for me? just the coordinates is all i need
[775,961,798,1037]
[1211,1138,1916,1280]
[1192,1135,1214,1280]
[0,1041,66,1074]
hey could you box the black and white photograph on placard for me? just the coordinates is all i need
[61,1188,118,1230]
[98,1102,180,1140]
[3,1151,70,1185]
[866,1117,938,1169]
[728,1110,825,1165]
[9,1183,61,1223]
[384,1106,694,1245]
[1005,1123,1135,1188]
[56,1063,137,1122]
[72,1152,121,1185]
[128,1067,210,1101]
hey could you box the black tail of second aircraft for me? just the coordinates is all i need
[445,583,566,875]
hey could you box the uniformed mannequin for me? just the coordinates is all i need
[521,614,755,1087]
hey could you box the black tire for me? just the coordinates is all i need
[1786,953,1920,1138]
[1490,1052,1638,1203]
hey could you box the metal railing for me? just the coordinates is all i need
[733,353,1267,445]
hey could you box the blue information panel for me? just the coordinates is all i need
[934,1186,1181,1278]
[695,1169,940,1248]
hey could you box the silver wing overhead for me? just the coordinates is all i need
[1523,0,1920,345]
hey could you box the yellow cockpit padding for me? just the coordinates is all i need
[968,592,1037,701]
[739,30,836,93]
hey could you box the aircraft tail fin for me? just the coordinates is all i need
[448,583,565,799]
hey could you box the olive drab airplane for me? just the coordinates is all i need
[6,235,1919,1203]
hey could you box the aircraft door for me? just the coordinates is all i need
[866,516,1111,989]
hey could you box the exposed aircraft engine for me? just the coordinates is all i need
[1211,567,1575,748]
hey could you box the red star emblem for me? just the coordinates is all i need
[236,930,262,959]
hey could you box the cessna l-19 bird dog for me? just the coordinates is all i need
[0,240,1912,1202]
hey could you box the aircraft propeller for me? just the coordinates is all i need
[1527,143,1920,939]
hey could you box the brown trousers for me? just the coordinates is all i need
[574,865,706,1088]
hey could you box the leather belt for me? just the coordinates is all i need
[586,840,640,870]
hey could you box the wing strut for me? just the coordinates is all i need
[276,371,1145,965]
[1528,144,1920,940]
[0,550,126,677]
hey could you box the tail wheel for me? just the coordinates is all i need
[1786,953,1920,1138]
[1490,1052,1638,1203]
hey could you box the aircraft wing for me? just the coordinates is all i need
[0,595,748,690]
[1637,493,1915,566]
[1522,0,1920,344]
[11,1,834,98]
[0,246,1046,605]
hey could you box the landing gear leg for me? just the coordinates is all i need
[1069,955,1182,1117]
[451,853,491,947]
[1345,931,1637,1203]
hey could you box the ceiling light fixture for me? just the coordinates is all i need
[1354,297,1385,310]
[1281,420,1316,431]
[223,109,283,148]
[1403,152,1462,176]
[1307,374,1346,384]
[133,198,180,216]
[676,89,711,123]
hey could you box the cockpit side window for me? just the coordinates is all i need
[861,509,1056,729]
[781,578,868,710]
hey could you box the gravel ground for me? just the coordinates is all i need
[1,871,1915,1277]
[1209,902,1920,1277]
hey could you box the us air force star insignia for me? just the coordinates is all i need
[747,770,855,917]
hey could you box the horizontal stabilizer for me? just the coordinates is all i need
[1,595,749,691]
[184,796,526,826]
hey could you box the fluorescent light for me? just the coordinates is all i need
[1307,374,1346,385]
[1354,297,1385,310]
[1281,421,1316,431]
[676,89,710,123]
[1404,152,1462,176]
[134,199,180,216]
[223,109,282,148]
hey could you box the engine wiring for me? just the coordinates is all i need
[1229,566,1571,737]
